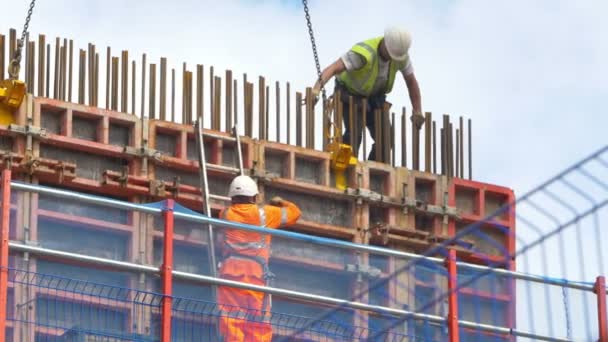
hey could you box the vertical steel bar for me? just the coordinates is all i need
[391,112,396,166]
[8,29,16,65]
[348,96,355,149]
[245,82,253,137]
[88,43,94,105]
[442,115,448,175]
[334,90,342,144]
[353,101,359,157]
[296,92,303,147]
[160,57,167,121]
[106,47,111,109]
[60,40,66,101]
[171,69,176,123]
[131,60,136,115]
[45,44,50,97]
[441,127,445,175]
[0,34,4,81]
[94,52,100,106]
[447,122,454,177]
[187,71,194,124]
[468,119,472,180]
[196,65,204,125]
[210,66,214,124]
[141,54,146,118]
[432,121,437,174]
[226,70,233,132]
[374,109,382,162]
[383,111,391,164]
[78,50,85,104]
[425,112,432,172]
[305,87,314,149]
[149,64,156,119]
[401,107,406,167]
[265,85,270,141]
[360,98,366,160]
[214,77,221,130]
[275,81,280,142]
[446,249,460,342]
[0,170,11,342]
[38,35,45,96]
[24,33,29,87]
[459,116,464,178]
[233,79,238,127]
[595,276,608,342]
[259,77,266,140]
[182,63,187,123]
[111,57,119,111]
[456,129,460,178]
[54,38,60,99]
[31,41,36,92]
[68,40,73,103]
[286,82,291,145]
[412,111,420,170]
[160,199,175,342]
[8,30,15,73]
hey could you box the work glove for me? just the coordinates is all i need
[410,112,425,130]
[269,196,284,206]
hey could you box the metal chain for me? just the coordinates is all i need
[8,0,37,80]
[302,0,326,101]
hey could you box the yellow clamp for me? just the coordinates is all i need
[0,79,26,126]
[329,142,358,190]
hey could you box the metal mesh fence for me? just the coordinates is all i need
[1,145,607,341]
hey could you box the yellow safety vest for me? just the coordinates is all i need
[338,37,408,97]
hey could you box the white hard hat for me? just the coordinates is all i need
[228,175,259,197]
[383,26,412,62]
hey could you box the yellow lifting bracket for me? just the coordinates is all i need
[0,79,26,125]
[323,95,357,190]
[1,0,37,125]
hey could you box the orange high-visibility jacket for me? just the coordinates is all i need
[218,200,301,275]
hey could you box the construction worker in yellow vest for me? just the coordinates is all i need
[312,26,424,161]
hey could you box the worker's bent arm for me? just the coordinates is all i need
[403,71,422,114]
[280,200,302,226]
[313,59,346,94]
[265,200,302,228]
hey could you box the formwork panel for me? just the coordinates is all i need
[258,141,330,186]
[0,135,13,152]
[39,144,125,180]
[449,177,515,264]
[34,98,140,146]
[109,122,132,147]
[40,105,65,134]
[72,113,101,142]
[263,185,352,228]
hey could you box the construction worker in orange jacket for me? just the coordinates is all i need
[217,175,302,342]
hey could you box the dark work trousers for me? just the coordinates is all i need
[335,82,387,162]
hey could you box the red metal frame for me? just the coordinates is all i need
[595,276,607,342]
[161,199,175,342]
[0,170,12,342]
[446,248,460,342]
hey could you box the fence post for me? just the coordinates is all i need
[595,276,607,342]
[446,248,460,342]
[161,199,175,342]
[0,170,12,342]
